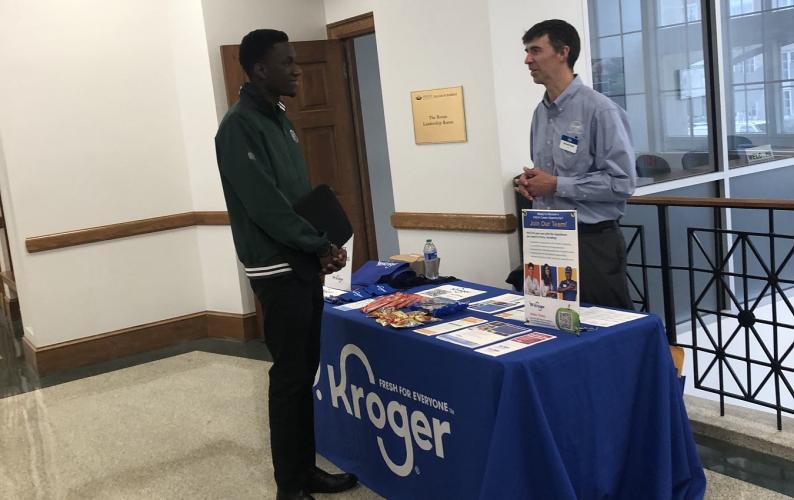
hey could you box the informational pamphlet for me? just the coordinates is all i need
[414,316,488,336]
[523,210,580,332]
[467,294,524,314]
[436,321,531,348]
[417,284,486,301]
[334,298,374,311]
[494,308,528,322]
[475,332,556,357]
[325,235,354,291]
[580,307,645,327]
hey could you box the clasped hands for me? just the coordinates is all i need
[320,244,347,275]
[513,166,557,201]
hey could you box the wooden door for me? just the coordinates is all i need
[220,41,376,270]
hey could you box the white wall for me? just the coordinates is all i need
[487,0,592,272]
[489,0,592,197]
[169,0,250,315]
[0,0,210,346]
[324,0,373,24]
[0,0,597,346]
[201,0,327,122]
[369,0,514,286]
[325,0,592,286]
[0,0,330,347]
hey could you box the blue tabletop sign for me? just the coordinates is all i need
[522,210,577,231]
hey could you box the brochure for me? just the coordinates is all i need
[334,298,374,311]
[417,284,487,301]
[476,332,556,356]
[494,308,527,322]
[323,286,346,300]
[414,316,488,336]
[436,321,531,348]
[580,307,645,327]
[467,294,524,314]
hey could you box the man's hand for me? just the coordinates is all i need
[319,245,347,275]
[332,247,347,269]
[319,244,344,275]
[514,166,557,200]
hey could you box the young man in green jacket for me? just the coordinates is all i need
[215,29,357,500]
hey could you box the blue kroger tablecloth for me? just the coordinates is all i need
[313,281,706,499]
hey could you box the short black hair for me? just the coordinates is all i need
[239,29,289,78]
[522,19,580,71]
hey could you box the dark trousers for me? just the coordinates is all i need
[251,274,324,491]
[578,224,634,310]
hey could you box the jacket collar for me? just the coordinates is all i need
[239,82,286,116]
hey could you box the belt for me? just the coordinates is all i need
[578,220,618,234]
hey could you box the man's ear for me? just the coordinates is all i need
[252,61,268,81]
[559,46,570,63]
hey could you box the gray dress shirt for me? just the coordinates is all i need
[529,76,636,224]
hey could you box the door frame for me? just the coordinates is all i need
[326,13,380,261]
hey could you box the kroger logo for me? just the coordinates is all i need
[528,300,546,311]
[316,344,452,477]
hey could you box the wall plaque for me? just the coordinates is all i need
[410,86,467,144]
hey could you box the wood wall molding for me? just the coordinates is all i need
[327,12,374,40]
[206,311,258,342]
[194,211,230,225]
[25,211,230,254]
[24,310,258,376]
[628,196,794,210]
[391,212,518,233]
[27,196,792,254]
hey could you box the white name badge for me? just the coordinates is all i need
[559,134,578,154]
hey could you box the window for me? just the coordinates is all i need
[782,44,794,80]
[729,0,763,15]
[723,0,794,166]
[589,0,714,184]
[590,0,794,178]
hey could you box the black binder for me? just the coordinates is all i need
[293,184,353,247]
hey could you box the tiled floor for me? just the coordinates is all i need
[1,314,792,499]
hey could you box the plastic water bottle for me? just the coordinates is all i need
[423,239,439,280]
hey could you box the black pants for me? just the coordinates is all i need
[578,224,634,310]
[251,274,323,491]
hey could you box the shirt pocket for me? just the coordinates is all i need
[554,138,585,176]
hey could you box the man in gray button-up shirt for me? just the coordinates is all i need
[515,19,636,309]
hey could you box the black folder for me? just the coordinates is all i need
[293,184,353,247]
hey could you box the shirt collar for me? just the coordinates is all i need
[542,75,583,110]
[239,82,286,116]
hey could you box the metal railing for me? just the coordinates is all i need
[623,196,794,430]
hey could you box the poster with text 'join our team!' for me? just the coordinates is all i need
[523,210,580,333]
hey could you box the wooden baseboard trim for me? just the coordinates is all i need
[207,311,258,341]
[23,310,259,376]
[25,211,230,254]
[391,212,517,233]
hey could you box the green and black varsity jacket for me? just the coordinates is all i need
[215,83,329,280]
